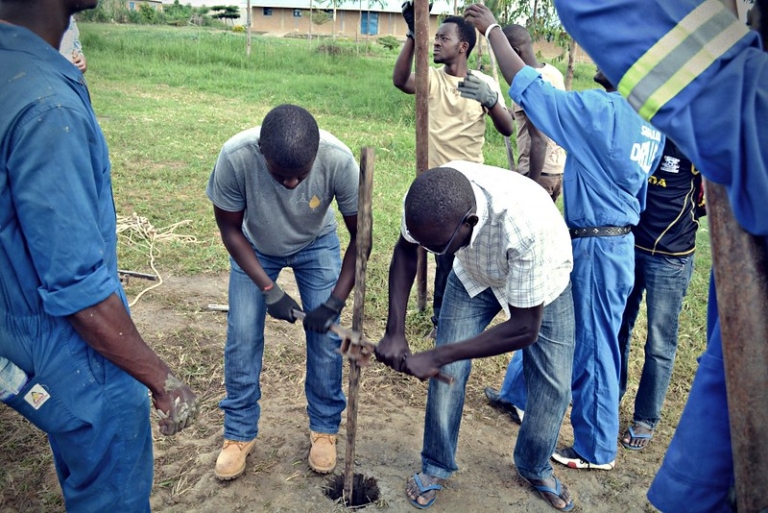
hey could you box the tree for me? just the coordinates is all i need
[210,5,240,26]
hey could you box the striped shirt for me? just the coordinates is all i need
[402,160,573,316]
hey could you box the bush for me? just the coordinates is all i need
[232,25,245,32]
[377,35,401,50]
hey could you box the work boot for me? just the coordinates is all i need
[308,431,337,474]
[214,438,256,481]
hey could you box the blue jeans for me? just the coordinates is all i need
[432,253,454,326]
[619,250,694,430]
[648,276,734,512]
[220,231,345,440]
[421,273,574,482]
[1,306,152,513]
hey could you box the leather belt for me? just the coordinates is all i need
[569,226,632,239]
[522,172,562,178]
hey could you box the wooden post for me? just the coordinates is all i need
[246,0,252,57]
[414,0,429,311]
[710,2,768,511]
[343,147,374,502]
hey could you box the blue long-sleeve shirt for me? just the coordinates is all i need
[554,0,767,241]
[0,23,122,323]
[508,66,664,230]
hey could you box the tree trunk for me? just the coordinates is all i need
[565,39,577,91]
[309,0,313,49]
[333,1,337,42]
[246,0,251,57]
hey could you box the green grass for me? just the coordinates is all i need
[84,20,710,409]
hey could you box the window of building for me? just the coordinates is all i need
[263,7,272,16]
[361,11,379,35]
[293,9,302,17]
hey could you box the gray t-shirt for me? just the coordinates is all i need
[207,127,359,256]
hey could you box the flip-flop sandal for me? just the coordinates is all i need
[524,476,575,512]
[621,426,653,451]
[406,473,443,510]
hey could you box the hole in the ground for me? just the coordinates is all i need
[324,473,380,508]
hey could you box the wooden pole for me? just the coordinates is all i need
[246,0,252,57]
[343,147,374,502]
[710,2,768,511]
[414,0,429,311]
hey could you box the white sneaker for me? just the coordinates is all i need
[551,447,615,470]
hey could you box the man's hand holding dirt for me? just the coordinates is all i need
[152,372,199,436]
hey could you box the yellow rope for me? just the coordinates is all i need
[116,213,198,307]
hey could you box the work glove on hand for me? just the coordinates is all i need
[303,294,345,333]
[262,284,300,323]
[458,71,499,109]
[401,0,433,39]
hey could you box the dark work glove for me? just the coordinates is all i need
[401,0,433,39]
[262,284,300,323]
[457,71,499,109]
[303,294,345,333]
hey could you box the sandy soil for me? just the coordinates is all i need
[0,272,665,513]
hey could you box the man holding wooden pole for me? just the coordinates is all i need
[394,4,514,338]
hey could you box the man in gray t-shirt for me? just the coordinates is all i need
[206,104,360,481]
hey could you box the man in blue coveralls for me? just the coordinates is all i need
[553,0,768,510]
[0,1,199,511]
[464,6,664,472]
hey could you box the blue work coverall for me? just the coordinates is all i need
[0,23,153,512]
[503,67,663,465]
[553,0,768,510]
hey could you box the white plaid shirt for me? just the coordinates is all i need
[402,160,573,318]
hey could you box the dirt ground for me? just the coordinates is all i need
[0,272,668,513]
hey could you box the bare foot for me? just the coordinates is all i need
[406,472,443,508]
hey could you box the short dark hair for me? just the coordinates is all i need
[404,167,474,233]
[260,104,320,171]
[442,15,477,58]
[502,23,531,49]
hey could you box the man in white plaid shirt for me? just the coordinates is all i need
[376,160,576,511]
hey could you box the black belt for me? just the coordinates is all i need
[569,226,632,239]
[522,172,562,178]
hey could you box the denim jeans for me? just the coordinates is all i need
[220,231,345,441]
[619,250,695,429]
[431,253,454,326]
[421,273,574,482]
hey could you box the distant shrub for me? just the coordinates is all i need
[377,35,400,50]
[232,24,245,32]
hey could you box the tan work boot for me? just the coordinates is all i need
[214,439,256,480]
[308,431,337,474]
